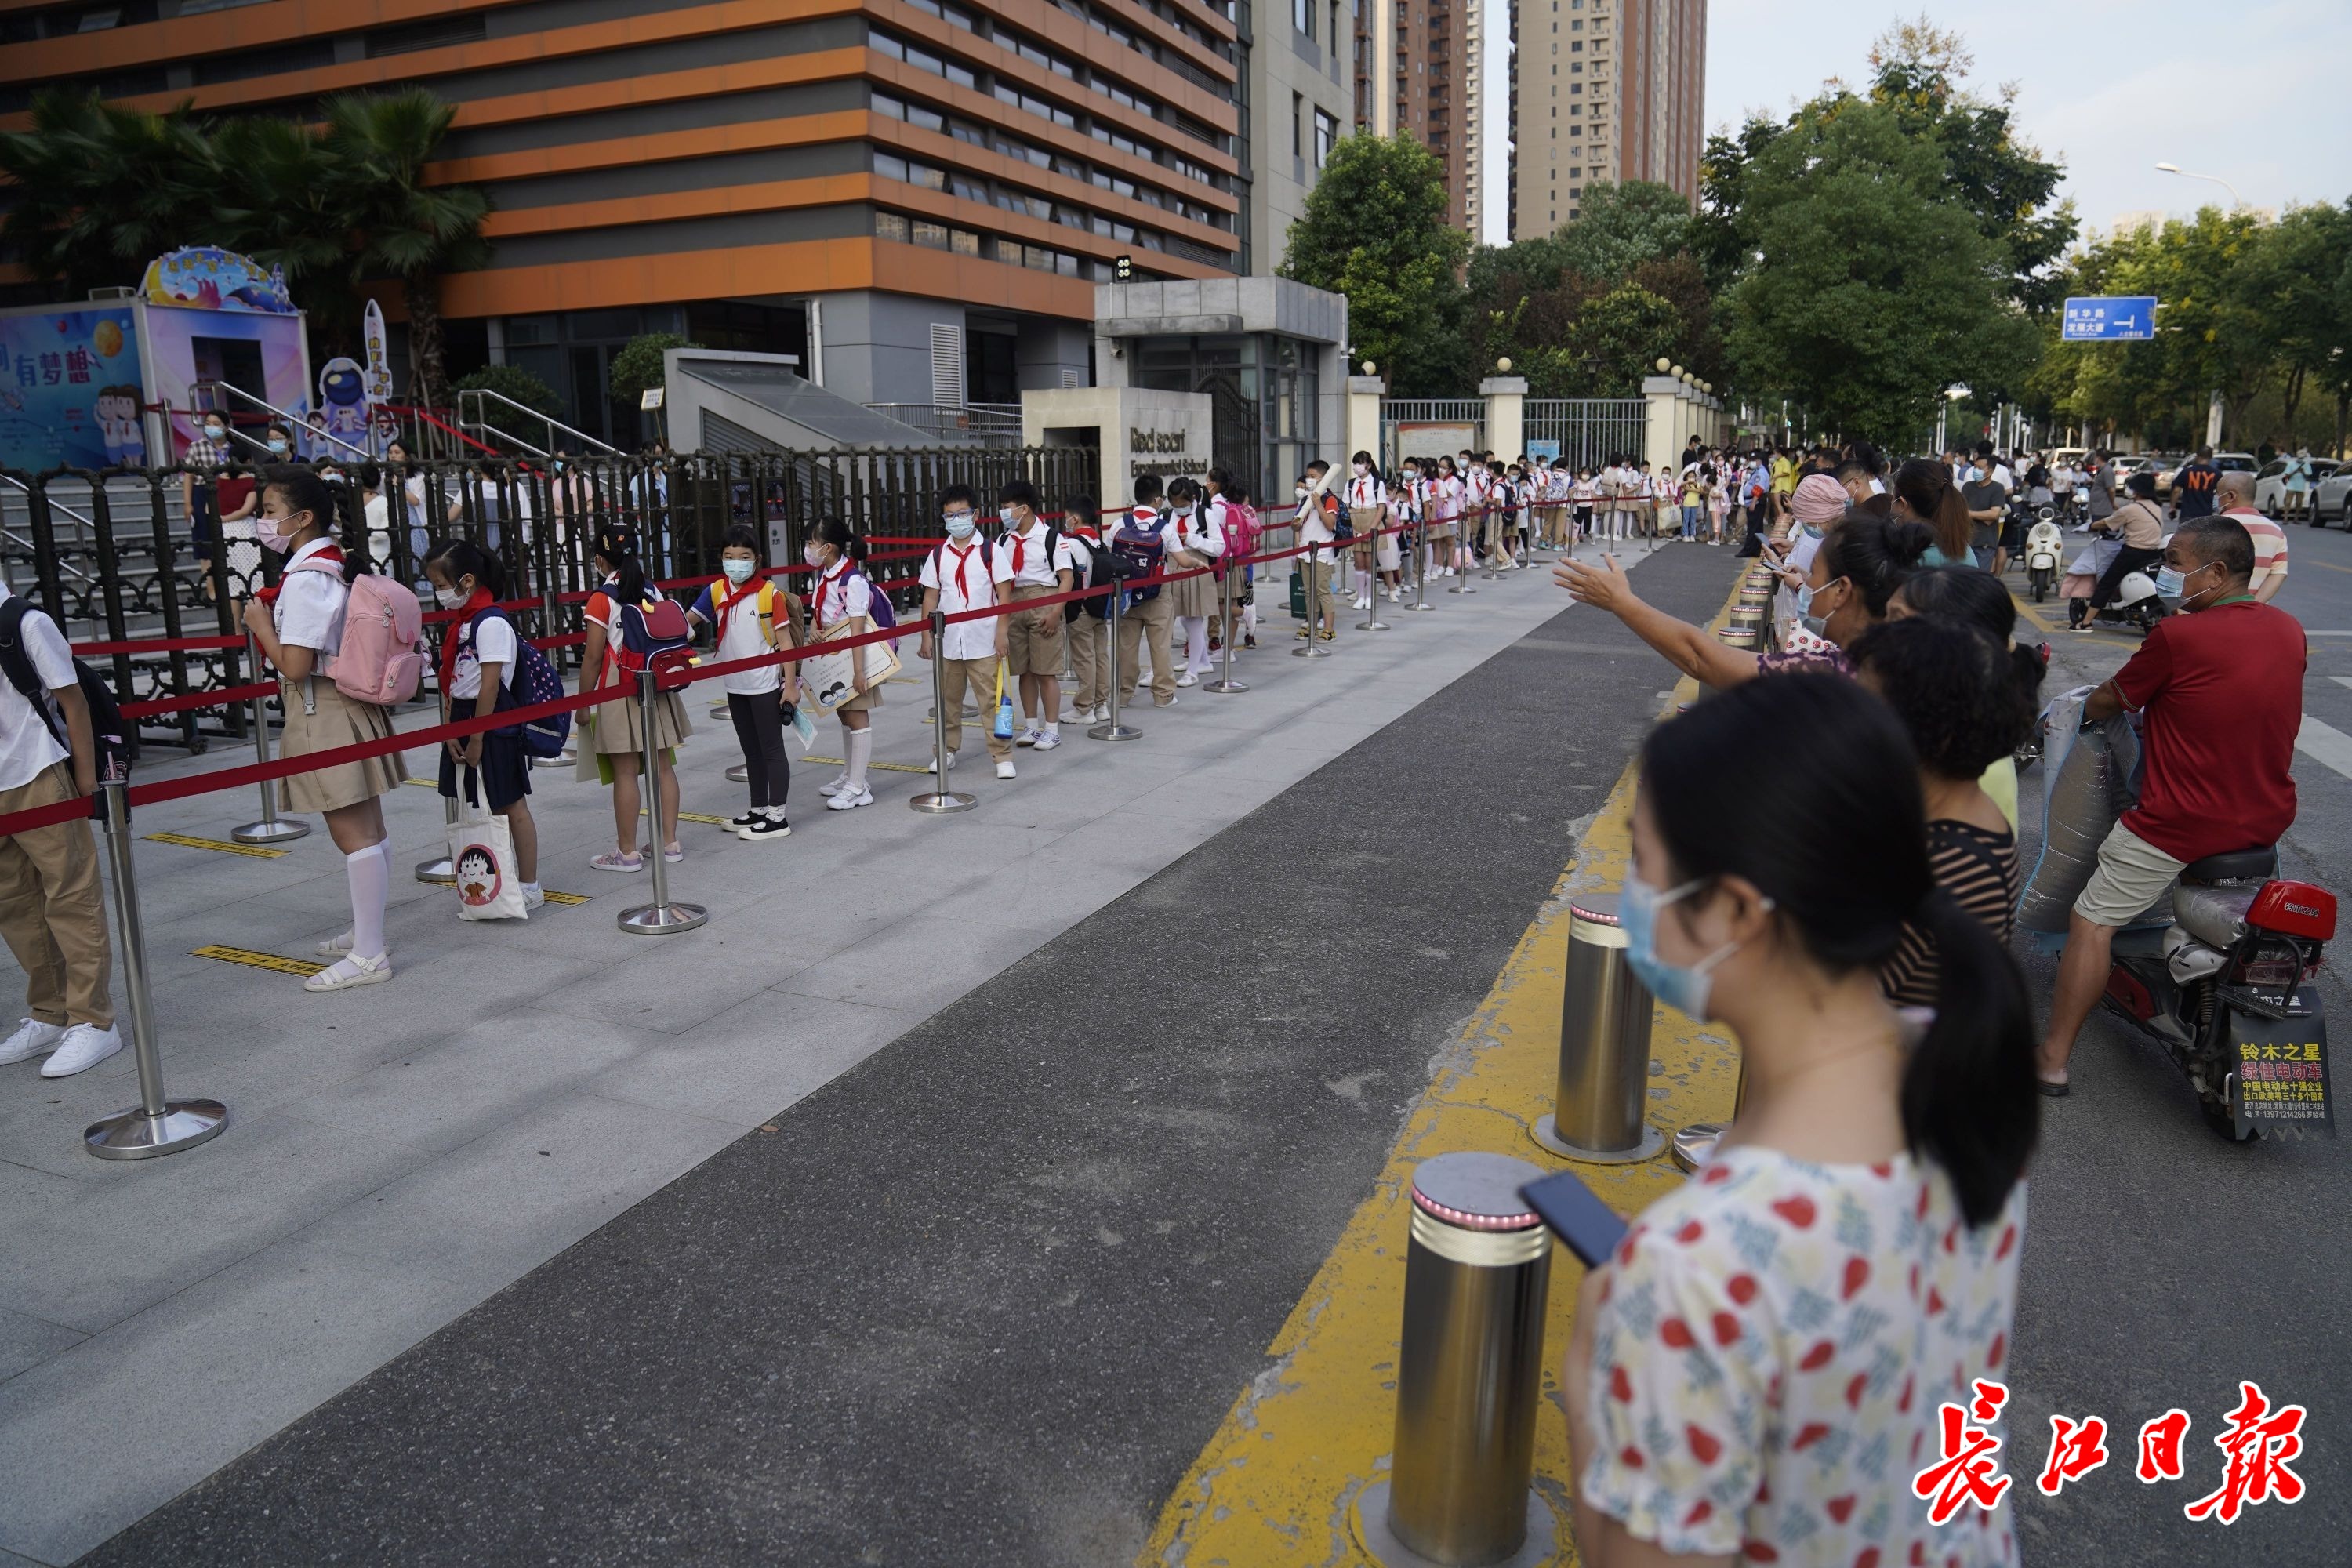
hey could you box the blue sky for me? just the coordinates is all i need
[1700,0,2352,232]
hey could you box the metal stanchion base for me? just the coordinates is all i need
[1203,677,1250,694]
[1532,1116,1666,1165]
[230,818,310,844]
[1292,641,1334,658]
[1446,584,1475,595]
[1355,615,1391,632]
[909,789,978,813]
[415,855,455,886]
[617,901,709,935]
[1352,1479,1556,1568]
[1088,718,1142,740]
[1402,601,1437,612]
[726,763,750,782]
[1671,1121,1726,1174]
[85,1099,228,1161]
[530,753,571,769]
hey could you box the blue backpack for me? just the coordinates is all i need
[471,607,572,758]
[851,569,900,649]
[1111,510,1167,605]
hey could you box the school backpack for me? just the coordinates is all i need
[1065,532,1116,622]
[1322,491,1353,542]
[1223,502,1261,562]
[0,597,135,775]
[614,596,696,692]
[469,607,571,759]
[286,554,424,707]
[851,570,901,649]
[1110,510,1167,604]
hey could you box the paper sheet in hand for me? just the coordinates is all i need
[800,626,901,717]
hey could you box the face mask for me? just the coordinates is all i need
[943,511,976,539]
[267,439,289,456]
[2154,568,2184,598]
[320,470,342,486]
[552,460,566,474]
[1795,579,1841,638]
[722,559,756,585]
[999,505,1018,526]
[804,545,824,567]
[1295,485,1309,499]
[1801,522,1824,539]
[1352,462,1369,477]
[255,514,295,554]
[1621,874,1753,1021]
[434,584,468,610]
[204,425,225,441]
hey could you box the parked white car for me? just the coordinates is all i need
[2310,463,2352,527]
[2255,456,2341,517]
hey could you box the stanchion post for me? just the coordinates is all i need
[911,610,978,812]
[1205,554,1249,694]
[416,794,456,884]
[85,777,228,1160]
[1355,530,1391,632]
[230,633,309,844]
[1447,511,1475,595]
[616,668,708,935]
[532,586,569,769]
[1405,521,1436,612]
[1532,893,1665,1163]
[1357,1151,1556,1567]
[1293,549,1333,659]
[1089,580,1141,740]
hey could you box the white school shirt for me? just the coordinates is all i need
[1002,519,1077,588]
[1573,477,1599,505]
[448,609,519,701]
[273,536,349,656]
[1172,503,1225,562]
[702,580,783,696]
[1346,472,1388,514]
[919,535,1013,660]
[1296,486,1340,561]
[0,593,75,791]
[812,561,872,631]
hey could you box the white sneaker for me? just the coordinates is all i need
[996,758,1017,779]
[1033,731,1062,751]
[826,785,874,811]
[0,1018,64,1065]
[1174,671,1198,688]
[1091,705,1110,722]
[1015,728,1041,748]
[304,952,394,993]
[817,774,850,797]
[929,750,957,774]
[40,1022,122,1077]
[1060,708,1091,724]
[522,884,546,909]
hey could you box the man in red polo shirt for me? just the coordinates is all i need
[2037,516,2305,1094]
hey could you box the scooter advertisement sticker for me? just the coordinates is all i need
[2234,1028,2333,1134]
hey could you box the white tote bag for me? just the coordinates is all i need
[449,771,528,921]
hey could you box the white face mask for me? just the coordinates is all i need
[1352,462,1369,477]
[943,511,976,539]
[434,584,468,610]
[999,505,1018,526]
[203,424,225,441]
[722,558,756,584]
[804,544,824,566]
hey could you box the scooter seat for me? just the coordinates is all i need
[2173,884,2261,949]
[2180,847,2278,885]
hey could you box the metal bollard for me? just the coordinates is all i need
[1447,517,1475,595]
[726,762,750,783]
[1672,1060,1747,1174]
[1404,522,1436,612]
[1361,1151,1556,1568]
[1089,585,1142,740]
[1356,534,1392,633]
[415,794,457,884]
[615,668,708,935]
[1532,894,1665,1163]
[911,610,978,814]
[86,778,229,1160]
[1293,553,1333,658]
[1204,557,1249,694]
[230,633,309,844]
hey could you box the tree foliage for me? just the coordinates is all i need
[1279,132,1468,394]
[452,363,561,421]
[609,333,700,408]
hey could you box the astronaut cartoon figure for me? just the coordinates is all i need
[93,385,147,467]
[318,358,369,447]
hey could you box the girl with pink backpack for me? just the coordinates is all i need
[241,468,420,993]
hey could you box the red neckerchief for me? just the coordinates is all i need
[438,586,495,695]
[818,560,853,625]
[1010,523,1040,575]
[942,538,979,600]
[255,543,344,605]
[709,572,764,649]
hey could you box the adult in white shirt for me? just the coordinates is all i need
[0,582,119,1078]
[918,482,1018,779]
[2216,471,2291,604]
[996,478,1076,746]
[1345,452,1395,606]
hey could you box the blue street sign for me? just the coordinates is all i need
[2061,296,2159,342]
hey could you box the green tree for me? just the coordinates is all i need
[0,91,219,297]
[452,363,561,422]
[322,89,491,412]
[1279,132,1468,394]
[609,332,699,408]
[212,114,353,347]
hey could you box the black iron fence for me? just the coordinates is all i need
[2,445,1098,756]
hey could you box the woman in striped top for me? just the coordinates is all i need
[1850,612,2033,1007]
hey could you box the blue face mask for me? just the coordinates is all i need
[2154,568,2184,597]
[943,510,976,539]
[1621,873,1759,1022]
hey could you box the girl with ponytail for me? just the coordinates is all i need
[575,523,691,871]
[1563,674,2036,1567]
[1893,457,1975,567]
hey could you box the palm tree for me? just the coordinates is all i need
[212,114,354,348]
[0,90,219,296]
[321,89,490,412]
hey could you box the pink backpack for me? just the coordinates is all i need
[286,555,425,706]
[1223,502,1261,561]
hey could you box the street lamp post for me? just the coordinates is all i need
[2154,162,2243,209]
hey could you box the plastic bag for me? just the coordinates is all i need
[449,771,528,921]
[992,661,1016,739]
[2015,687,2148,932]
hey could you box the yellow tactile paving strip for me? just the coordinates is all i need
[1141,579,1750,1568]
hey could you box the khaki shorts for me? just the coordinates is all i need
[2074,820,2186,927]
[1005,585,1067,676]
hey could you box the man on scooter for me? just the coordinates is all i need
[2037,517,2305,1094]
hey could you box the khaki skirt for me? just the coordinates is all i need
[278,677,408,813]
[1169,567,1219,619]
[576,684,691,783]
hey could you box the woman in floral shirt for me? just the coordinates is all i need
[1564,674,2040,1567]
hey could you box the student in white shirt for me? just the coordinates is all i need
[684,524,800,840]
[0,581,119,1078]
[424,539,545,895]
[1295,460,1342,641]
[808,518,881,809]
[1429,456,1465,576]
[1345,452,1392,608]
[918,483,1018,779]
[241,467,408,991]
[1112,474,1186,706]
[995,479,1074,747]
[1166,476,1225,683]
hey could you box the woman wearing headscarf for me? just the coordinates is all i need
[1762,473,1851,638]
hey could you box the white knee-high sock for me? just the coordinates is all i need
[347,844,389,960]
[845,727,873,789]
[1181,615,1208,669]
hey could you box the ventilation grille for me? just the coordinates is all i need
[930,324,965,408]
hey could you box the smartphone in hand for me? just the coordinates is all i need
[1519,1169,1631,1269]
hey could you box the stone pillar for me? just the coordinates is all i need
[1348,372,1386,464]
[1482,375,1529,459]
[1642,376,1686,467]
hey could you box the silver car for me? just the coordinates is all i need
[2313,463,2352,527]
[2255,456,2341,517]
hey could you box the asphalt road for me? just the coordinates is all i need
[2006,516,2351,1564]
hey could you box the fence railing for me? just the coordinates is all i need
[1381,400,1488,466]
[2,445,1097,756]
[1523,399,1650,471]
[864,402,1025,446]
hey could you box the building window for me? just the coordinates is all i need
[876,212,910,242]
[1295,0,1312,38]
[1314,107,1338,166]
[1293,92,1304,156]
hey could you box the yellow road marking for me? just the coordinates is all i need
[2008,589,2137,645]
[191,944,326,977]
[800,755,935,775]
[1141,580,1747,1567]
[540,890,592,906]
[638,808,735,826]
[400,777,437,789]
[2298,557,2352,575]
[143,833,288,859]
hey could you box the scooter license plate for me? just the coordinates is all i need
[2231,1004,2334,1136]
